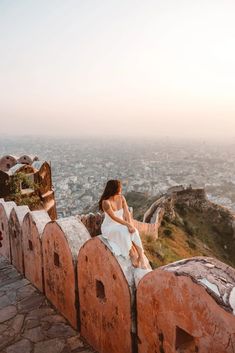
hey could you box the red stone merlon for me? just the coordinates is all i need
[9,205,30,274]
[0,154,39,172]
[160,256,235,315]
[42,216,91,328]
[0,200,16,260]
[22,210,51,292]
[137,256,235,353]
[77,235,152,353]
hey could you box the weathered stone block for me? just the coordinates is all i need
[77,237,135,353]
[137,257,235,353]
[42,216,90,328]
[22,210,50,292]
[9,206,30,274]
[0,201,16,261]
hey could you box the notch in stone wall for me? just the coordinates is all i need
[54,251,60,267]
[96,279,106,303]
[28,239,33,251]
[175,326,197,352]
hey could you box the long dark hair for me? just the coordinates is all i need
[98,179,121,211]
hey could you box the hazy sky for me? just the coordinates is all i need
[0,0,235,140]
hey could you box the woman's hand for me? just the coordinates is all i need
[127,224,136,233]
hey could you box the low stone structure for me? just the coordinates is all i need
[174,187,207,203]
[143,196,167,223]
[32,160,57,220]
[79,212,104,237]
[0,154,38,172]
[132,219,159,239]
[137,257,235,353]
[166,185,185,194]
[18,154,39,165]
[42,217,91,328]
[0,200,16,260]
[9,205,30,274]
[0,154,18,172]
[77,236,147,353]
[22,210,51,292]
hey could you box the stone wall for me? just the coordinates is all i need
[79,212,104,237]
[143,186,235,242]
[0,198,235,353]
[79,211,160,240]
[144,187,207,224]
[132,219,159,239]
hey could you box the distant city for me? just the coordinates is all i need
[1,136,235,218]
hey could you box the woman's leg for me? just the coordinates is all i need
[131,229,149,269]
[132,242,149,269]
[129,245,139,267]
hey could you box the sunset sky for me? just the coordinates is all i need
[0,0,235,140]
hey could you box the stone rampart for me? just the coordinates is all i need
[0,199,234,353]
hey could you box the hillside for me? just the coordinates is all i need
[126,189,235,269]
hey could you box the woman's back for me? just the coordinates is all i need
[99,179,150,269]
[102,194,123,213]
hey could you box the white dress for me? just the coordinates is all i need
[100,208,144,259]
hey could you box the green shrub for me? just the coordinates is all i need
[163,229,172,237]
[163,215,170,223]
[175,202,187,216]
[211,225,221,235]
[6,172,41,209]
[183,220,195,236]
[146,234,153,243]
[171,214,183,227]
[186,239,196,249]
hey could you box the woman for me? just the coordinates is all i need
[99,179,149,269]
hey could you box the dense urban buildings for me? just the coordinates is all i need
[1,136,235,218]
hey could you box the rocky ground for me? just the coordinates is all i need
[0,256,97,353]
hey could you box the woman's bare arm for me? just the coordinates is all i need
[102,200,131,227]
[122,195,134,225]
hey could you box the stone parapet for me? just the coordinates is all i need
[0,200,234,353]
